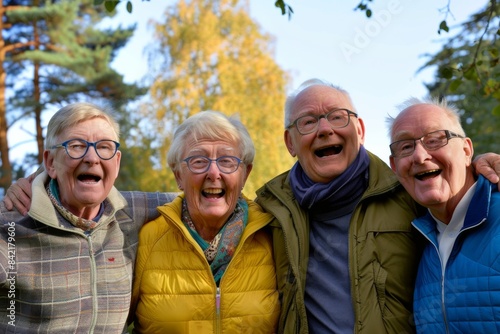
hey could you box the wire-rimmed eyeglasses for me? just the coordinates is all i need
[51,139,120,160]
[390,130,464,158]
[286,108,358,135]
[183,155,242,174]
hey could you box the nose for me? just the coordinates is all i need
[82,145,100,164]
[411,140,431,164]
[317,117,334,136]
[206,160,221,180]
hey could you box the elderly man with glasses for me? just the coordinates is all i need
[388,98,500,333]
[0,103,176,333]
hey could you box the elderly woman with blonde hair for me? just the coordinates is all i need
[129,111,280,333]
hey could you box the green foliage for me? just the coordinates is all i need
[493,104,500,116]
[438,20,449,34]
[93,0,123,12]
[274,0,293,19]
[355,0,373,18]
[94,0,133,13]
[421,1,500,154]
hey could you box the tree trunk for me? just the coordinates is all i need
[34,15,43,163]
[0,3,12,192]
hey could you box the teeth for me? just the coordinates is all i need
[417,169,439,176]
[204,188,222,194]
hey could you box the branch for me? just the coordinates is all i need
[461,0,498,87]
[0,40,36,57]
[471,0,496,65]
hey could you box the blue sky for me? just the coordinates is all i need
[9,0,487,169]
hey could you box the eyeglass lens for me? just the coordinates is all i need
[390,130,453,157]
[64,139,118,160]
[185,156,240,174]
[295,109,352,134]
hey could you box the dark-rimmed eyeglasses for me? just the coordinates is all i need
[183,156,242,174]
[51,139,120,160]
[287,108,358,135]
[390,130,464,158]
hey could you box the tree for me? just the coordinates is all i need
[123,0,293,195]
[1,0,146,192]
[420,1,500,154]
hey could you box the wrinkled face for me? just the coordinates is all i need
[175,139,252,228]
[44,118,121,218]
[390,105,474,216]
[285,85,365,183]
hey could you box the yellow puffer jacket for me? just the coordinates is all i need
[130,195,280,334]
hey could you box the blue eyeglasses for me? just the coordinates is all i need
[51,139,120,160]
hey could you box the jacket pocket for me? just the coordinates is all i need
[372,260,388,313]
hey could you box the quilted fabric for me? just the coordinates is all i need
[412,175,500,333]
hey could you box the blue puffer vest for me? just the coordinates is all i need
[412,175,500,334]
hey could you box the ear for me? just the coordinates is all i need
[284,130,296,157]
[389,156,397,173]
[243,163,253,183]
[114,150,121,178]
[44,150,57,179]
[463,137,474,166]
[357,117,366,144]
[174,169,183,190]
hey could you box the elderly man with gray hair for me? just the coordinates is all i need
[0,103,176,333]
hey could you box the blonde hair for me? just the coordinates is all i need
[45,102,119,149]
[167,111,255,172]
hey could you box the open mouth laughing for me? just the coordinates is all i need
[202,188,225,199]
[77,173,102,183]
[415,169,442,181]
[315,145,343,157]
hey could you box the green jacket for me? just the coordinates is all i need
[255,152,425,334]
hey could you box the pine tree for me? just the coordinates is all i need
[0,0,145,191]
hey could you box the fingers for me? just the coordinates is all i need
[473,153,500,191]
[2,197,14,211]
[484,169,500,191]
[5,179,32,216]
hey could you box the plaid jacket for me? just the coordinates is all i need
[0,172,177,333]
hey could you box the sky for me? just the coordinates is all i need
[109,0,486,164]
[9,0,487,170]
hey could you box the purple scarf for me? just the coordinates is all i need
[289,145,370,217]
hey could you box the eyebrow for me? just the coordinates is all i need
[391,131,413,141]
[186,147,236,154]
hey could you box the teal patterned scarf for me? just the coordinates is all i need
[46,179,103,231]
[182,197,248,285]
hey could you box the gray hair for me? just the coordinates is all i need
[167,111,255,172]
[387,97,465,138]
[45,102,120,149]
[284,78,355,128]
